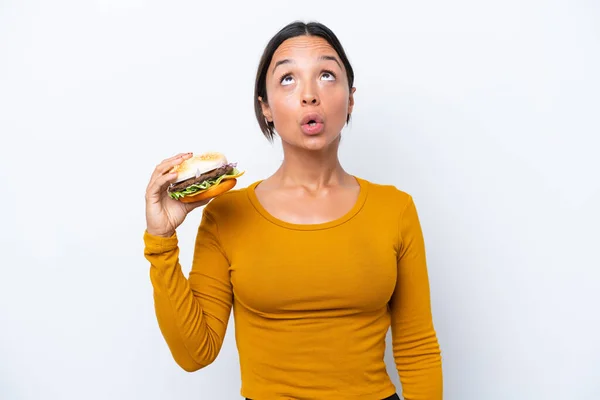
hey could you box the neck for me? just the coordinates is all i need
[274,138,350,190]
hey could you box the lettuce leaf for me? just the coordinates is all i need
[168,167,241,200]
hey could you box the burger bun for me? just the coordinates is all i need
[170,152,228,183]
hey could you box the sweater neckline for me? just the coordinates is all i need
[246,176,369,231]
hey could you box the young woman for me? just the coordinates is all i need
[144,21,443,400]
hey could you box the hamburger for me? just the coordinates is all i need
[167,152,244,203]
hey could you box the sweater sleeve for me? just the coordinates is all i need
[389,195,443,399]
[143,208,233,372]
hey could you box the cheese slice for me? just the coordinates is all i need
[222,170,245,180]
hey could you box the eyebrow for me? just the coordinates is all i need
[318,55,342,69]
[272,55,343,75]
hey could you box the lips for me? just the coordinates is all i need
[300,113,324,126]
[300,112,325,135]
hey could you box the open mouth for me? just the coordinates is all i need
[299,113,324,134]
[300,113,324,126]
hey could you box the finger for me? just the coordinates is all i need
[162,152,193,164]
[156,152,193,175]
[146,170,179,201]
[150,152,193,182]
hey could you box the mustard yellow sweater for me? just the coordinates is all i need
[143,177,443,399]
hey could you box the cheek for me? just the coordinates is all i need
[270,92,298,121]
[327,88,349,119]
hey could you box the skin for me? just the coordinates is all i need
[256,35,359,225]
[145,152,209,237]
[145,35,358,236]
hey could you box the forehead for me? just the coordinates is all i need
[271,36,337,63]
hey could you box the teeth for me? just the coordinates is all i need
[309,122,316,126]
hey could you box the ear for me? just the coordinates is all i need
[347,87,356,116]
[258,96,273,122]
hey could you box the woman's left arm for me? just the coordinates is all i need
[389,194,443,400]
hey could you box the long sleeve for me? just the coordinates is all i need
[143,207,233,372]
[390,195,443,399]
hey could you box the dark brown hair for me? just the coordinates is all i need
[254,21,355,141]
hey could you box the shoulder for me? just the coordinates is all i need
[358,178,425,246]
[358,176,414,212]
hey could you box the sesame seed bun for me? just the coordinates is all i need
[170,152,228,183]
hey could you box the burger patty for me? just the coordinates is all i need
[168,164,234,192]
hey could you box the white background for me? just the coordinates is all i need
[1,0,599,399]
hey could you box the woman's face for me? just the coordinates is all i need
[259,36,355,152]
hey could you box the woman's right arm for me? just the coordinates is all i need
[143,210,232,372]
[143,153,232,372]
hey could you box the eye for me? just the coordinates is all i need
[321,70,336,81]
[280,74,295,86]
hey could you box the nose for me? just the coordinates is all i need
[301,86,320,106]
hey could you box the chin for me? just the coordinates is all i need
[279,126,343,152]
[297,133,340,151]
